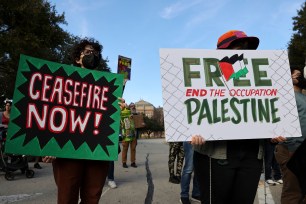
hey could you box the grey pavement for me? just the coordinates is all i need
[0,138,282,204]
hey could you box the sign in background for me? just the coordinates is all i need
[5,55,123,160]
[160,49,301,141]
[117,55,132,80]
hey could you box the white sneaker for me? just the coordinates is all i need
[266,179,276,185]
[108,180,117,189]
[275,179,283,184]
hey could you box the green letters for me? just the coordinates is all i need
[183,58,201,87]
[252,58,272,86]
[203,58,224,87]
[184,97,280,125]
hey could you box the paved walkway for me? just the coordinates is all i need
[0,138,282,204]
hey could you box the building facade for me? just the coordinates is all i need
[134,99,155,118]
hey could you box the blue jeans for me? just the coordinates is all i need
[264,141,282,180]
[108,161,114,181]
[180,142,200,198]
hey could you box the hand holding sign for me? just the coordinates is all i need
[190,135,206,145]
[42,156,56,163]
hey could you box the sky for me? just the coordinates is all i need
[49,0,305,107]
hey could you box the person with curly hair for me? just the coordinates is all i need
[43,38,125,204]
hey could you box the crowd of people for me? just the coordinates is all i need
[2,31,306,204]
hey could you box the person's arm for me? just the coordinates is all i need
[190,135,206,145]
[42,156,56,163]
[118,97,127,110]
[0,124,8,128]
[270,136,286,143]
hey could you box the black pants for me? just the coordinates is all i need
[193,151,262,204]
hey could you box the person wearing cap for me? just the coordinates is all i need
[191,30,286,204]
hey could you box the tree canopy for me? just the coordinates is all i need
[288,2,306,68]
[0,0,109,99]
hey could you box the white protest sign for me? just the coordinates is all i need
[160,49,301,141]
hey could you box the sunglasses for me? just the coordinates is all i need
[82,49,99,56]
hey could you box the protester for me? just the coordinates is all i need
[107,133,123,189]
[287,138,306,200]
[275,67,306,204]
[191,30,286,204]
[33,156,42,169]
[42,38,126,204]
[180,142,201,204]
[107,161,117,189]
[168,142,184,184]
[121,104,137,168]
[129,102,140,139]
[0,99,11,140]
[264,140,282,185]
[0,99,12,128]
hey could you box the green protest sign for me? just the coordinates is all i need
[160,49,301,141]
[5,55,123,161]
